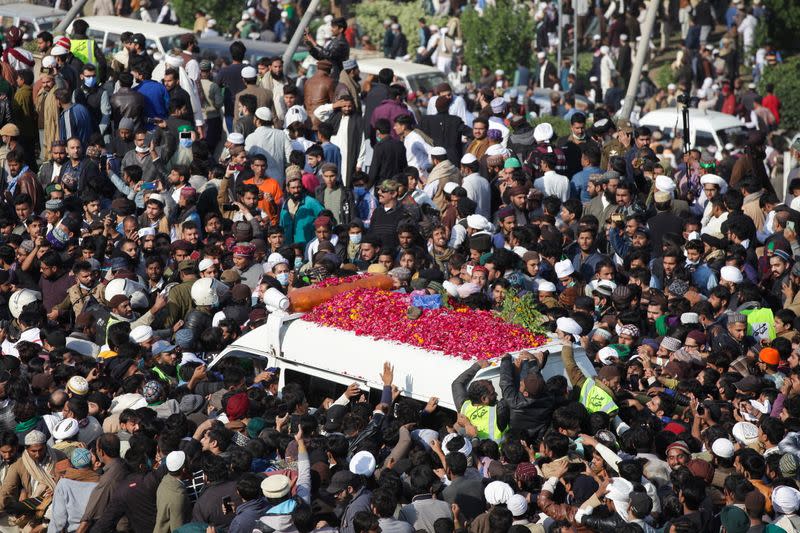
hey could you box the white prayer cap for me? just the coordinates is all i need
[720,265,743,283]
[556,317,582,339]
[443,182,458,195]
[198,258,215,272]
[466,214,490,231]
[484,481,514,505]
[655,175,676,193]
[241,66,257,79]
[138,227,155,238]
[166,450,186,472]
[430,146,447,157]
[533,122,554,142]
[554,259,574,279]
[460,153,477,165]
[255,107,273,122]
[536,280,556,293]
[130,325,154,343]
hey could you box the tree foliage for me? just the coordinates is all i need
[758,57,800,132]
[172,0,242,36]
[460,1,534,76]
[352,1,448,52]
[757,0,800,52]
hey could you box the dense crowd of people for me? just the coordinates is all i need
[0,0,791,532]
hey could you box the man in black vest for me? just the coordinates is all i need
[73,63,108,139]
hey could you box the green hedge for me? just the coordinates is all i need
[758,57,800,132]
[460,2,533,76]
[352,1,447,52]
[756,0,800,52]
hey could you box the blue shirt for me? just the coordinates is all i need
[136,79,169,122]
[322,141,342,172]
[571,166,601,203]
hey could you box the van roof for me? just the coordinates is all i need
[0,4,65,18]
[79,16,192,38]
[212,315,596,410]
[639,107,743,132]
[357,57,443,77]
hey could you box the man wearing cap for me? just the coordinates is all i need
[234,65,273,134]
[0,430,63,518]
[367,179,411,252]
[337,58,362,114]
[154,450,190,533]
[459,153,490,219]
[425,146,461,211]
[49,447,99,532]
[245,106,293,185]
[535,50,558,90]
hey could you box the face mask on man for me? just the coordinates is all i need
[84,76,96,88]
[349,233,362,245]
[276,272,290,286]
[179,139,193,149]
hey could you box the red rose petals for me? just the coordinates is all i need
[302,288,548,360]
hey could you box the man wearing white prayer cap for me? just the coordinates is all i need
[459,152,491,219]
[556,316,583,342]
[720,265,743,289]
[554,259,576,285]
[484,481,514,506]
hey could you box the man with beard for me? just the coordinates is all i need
[259,57,288,123]
[337,59,362,115]
[465,117,490,160]
[650,249,684,292]
[279,173,324,247]
[768,248,792,307]
[4,149,43,212]
[571,228,607,281]
[244,107,292,185]
[451,359,509,442]
[314,94,365,187]
[38,251,73,313]
[36,140,67,188]
[585,172,618,227]
[559,112,589,179]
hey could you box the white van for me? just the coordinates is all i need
[0,4,66,34]
[208,310,596,411]
[637,107,746,152]
[357,57,448,96]
[71,16,191,56]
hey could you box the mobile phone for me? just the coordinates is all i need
[696,405,705,416]
[146,117,158,124]
[179,131,192,140]
[788,221,796,233]
[141,182,156,190]
[276,403,288,418]
[222,204,239,212]
[222,496,233,515]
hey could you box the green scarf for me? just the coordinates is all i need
[14,416,41,433]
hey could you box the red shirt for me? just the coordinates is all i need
[762,93,781,124]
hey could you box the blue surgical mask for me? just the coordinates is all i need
[276,272,290,286]
[116,222,124,234]
[84,76,96,88]
[294,257,304,269]
[349,233,362,244]
[251,294,260,306]
[353,186,365,196]
[179,139,193,148]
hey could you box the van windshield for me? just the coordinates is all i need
[409,72,448,94]
[718,126,744,146]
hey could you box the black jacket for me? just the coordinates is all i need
[499,355,556,441]
[368,137,408,186]
[363,83,390,128]
[419,112,468,165]
[368,203,412,251]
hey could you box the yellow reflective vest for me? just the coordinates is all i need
[579,378,618,414]
[70,39,97,66]
[460,400,503,442]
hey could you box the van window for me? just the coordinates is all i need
[86,29,107,52]
[408,72,447,94]
[694,130,716,148]
[283,368,382,406]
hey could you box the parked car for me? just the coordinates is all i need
[197,36,304,77]
[0,3,66,35]
[72,16,191,57]
[357,57,448,95]
[638,107,746,152]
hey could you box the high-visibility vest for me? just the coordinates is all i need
[70,39,97,66]
[741,307,775,343]
[579,378,618,414]
[460,400,503,442]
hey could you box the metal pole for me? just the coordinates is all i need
[573,6,578,75]
[557,0,563,72]
[620,0,659,119]
[282,0,322,75]
[54,0,91,33]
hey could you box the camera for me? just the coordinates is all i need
[222,204,239,212]
[676,93,690,105]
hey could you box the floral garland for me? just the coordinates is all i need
[302,288,548,360]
